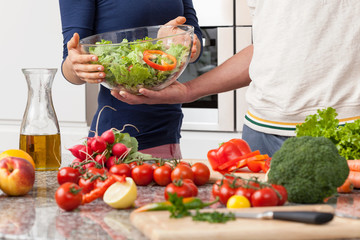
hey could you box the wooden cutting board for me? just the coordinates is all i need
[184,159,266,183]
[130,204,360,240]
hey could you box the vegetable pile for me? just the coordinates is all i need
[55,123,211,211]
[89,38,190,93]
[295,107,360,189]
[268,136,349,203]
[207,138,270,174]
[212,175,288,207]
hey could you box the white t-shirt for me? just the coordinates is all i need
[244,0,360,136]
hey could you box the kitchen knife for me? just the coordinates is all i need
[233,211,334,224]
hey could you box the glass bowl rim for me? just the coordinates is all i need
[79,24,194,47]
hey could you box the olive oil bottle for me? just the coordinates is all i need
[20,69,61,170]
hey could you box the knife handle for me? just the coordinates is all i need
[272,211,334,224]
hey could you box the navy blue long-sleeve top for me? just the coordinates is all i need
[59,0,202,150]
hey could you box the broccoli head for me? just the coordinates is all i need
[267,136,349,204]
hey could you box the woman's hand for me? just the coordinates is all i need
[160,16,201,62]
[62,33,105,85]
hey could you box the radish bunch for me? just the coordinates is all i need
[68,129,137,171]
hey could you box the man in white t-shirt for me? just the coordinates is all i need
[111,0,360,156]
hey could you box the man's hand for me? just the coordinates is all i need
[111,81,189,105]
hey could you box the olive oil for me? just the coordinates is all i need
[19,133,61,171]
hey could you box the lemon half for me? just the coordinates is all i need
[104,177,137,209]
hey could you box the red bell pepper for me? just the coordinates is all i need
[246,154,269,173]
[207,138,252,171]
[143,50,177,71]
[217,150,260,171]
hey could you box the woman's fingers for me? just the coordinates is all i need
[165,16,186,26]
[66,33,105,84]
[67,33,80,50]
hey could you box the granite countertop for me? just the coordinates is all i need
[0,170,359,240]
[0,171,218,240]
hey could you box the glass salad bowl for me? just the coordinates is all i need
[80,25,194,94]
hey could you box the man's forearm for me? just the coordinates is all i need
[185,44,253,103]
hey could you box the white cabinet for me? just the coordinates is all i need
[0,1,88,153]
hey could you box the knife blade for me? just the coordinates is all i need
[233,211,334,224]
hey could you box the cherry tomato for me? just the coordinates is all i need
[153,164,172,186]
[191,162,210,186]
[271,184,288,206]
[171,165,194,182]
[109,163,131,177]
[78,177,95,194]
[131,163,153,186]
[87,166,106,176]
[151,163,160,170]
[234,187,256,203]
[55,182,83,211]
[212,179,230,198]
[129,161,138,169]
[164,181,193,200]
[183,179,198,197]
[251,187,279,207]
[178,161,191,167]
[227,195,251,209]
[218,182,237,205]
[57,167,81,185]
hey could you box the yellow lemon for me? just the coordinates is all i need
[103,177,137,209]
[227,195,251,209]
[0,149,35,169]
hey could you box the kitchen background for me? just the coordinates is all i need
[0,0,252,160]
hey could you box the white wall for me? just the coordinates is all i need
[0,1,88,154]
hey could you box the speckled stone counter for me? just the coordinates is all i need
[0,171,218,240]
[0,170,359,240]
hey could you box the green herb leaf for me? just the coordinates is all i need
[168,193,191,218]
[192,210,236,223]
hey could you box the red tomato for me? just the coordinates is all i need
[78,177,95,194]
[109,163,131,177]
[212,179,231,198]
[234,187,256,203]
[131,163,153,186]
[164,181,193,200]
[153,164,172,186]
[271,184,288,206]
[129,161,138,169]
[55,182,83,211]
[151,163,160,170]
[218,182,237,205]
[171,165,194,182]
[57,167,81,185]
[251,187,279,207]
[191,162,210,186]
[183,179,198,197]
[178,161,191,167]
[212,180,222,198]
[87,166,106,176]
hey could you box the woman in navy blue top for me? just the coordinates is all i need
[59,0,202,159]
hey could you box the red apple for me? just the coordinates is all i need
[0,157,35,196]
